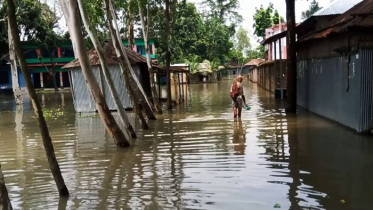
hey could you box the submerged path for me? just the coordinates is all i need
[0,80,373,209]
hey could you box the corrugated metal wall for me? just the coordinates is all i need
[71,67,100,112]
[70,65,134,112]
[359,50,373,133]
[297,52,366,132]
[102,65,132,110]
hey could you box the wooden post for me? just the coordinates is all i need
[165,0,172,110]
[60,71,63,88]
[40,72,44,88]
[286,0,297,112]
[279,37,284,100]
[158,73,161,100]
[177,72,181,101]
[274,40,277,94]
[181,72,184,101]
[0,164,12,210]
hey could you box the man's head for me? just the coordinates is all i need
[236,75,243,83]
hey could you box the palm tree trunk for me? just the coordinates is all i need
[286,0,297,112]
[7,19,22,105]
[165,0,172,110]
[0,164,12,210]
[77,0,137,139]
[137,0,162,114]
[6,0,69,196]
[105,0,156,122]
[64,0,131,147]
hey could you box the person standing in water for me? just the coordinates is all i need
[230,75,247,118]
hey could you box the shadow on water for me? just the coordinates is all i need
[0,81,373,209]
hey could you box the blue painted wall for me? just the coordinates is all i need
[0,66,32,92]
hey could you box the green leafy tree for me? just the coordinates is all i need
[34,2,64,91]
[301,0,322,20]
[202,0,241,23]
[253,4,284,40]
[235,27,251,56]
[247,45,265,60]
[272,10,284,25]
[253,3,273,39]
[0,0,44,56]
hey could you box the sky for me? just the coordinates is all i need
[52,0,330,46]
[188,0,331,46]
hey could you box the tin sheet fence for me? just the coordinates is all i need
[70,65,132,112]
[297,50,373,133]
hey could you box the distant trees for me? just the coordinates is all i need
[301,0,322,20]
[253,3,284,40]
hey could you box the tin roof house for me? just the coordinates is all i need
[63,42,155,113]
[297,0,373,133]
[243,59,265,83]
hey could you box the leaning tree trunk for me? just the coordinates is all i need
[137,0,162,114]
[127,0,135,50]
[104,0,149,129]
[77,0,137,139]
[0,164,12,210]
[165,0,172,110]
[105,0,156,121]
[8,19,22,105]
[286,0,297,113]
[6,0,69,196]
[65,0,130,146]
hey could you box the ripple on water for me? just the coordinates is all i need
[0,83,373,209]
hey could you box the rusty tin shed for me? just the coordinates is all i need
[63,42,153,112]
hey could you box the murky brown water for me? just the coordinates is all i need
[1,80,373,209]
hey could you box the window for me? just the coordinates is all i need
[61,47,75,58]
[137,45,146,55]
[0,71,9,84]
[233,71,236,75]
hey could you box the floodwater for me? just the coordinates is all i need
[1,80,373,210]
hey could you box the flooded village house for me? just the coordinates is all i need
[0,38,157,92]
[62,42,155,113]
[243,59,265,83]
[0,41,75,91]
[297,0,373,133]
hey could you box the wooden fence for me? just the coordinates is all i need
[257,60,287,93]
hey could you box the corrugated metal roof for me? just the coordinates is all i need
[244,59,265,67]
[299,0,373,42]
[312,0,363,16]
[63,42,152,69]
